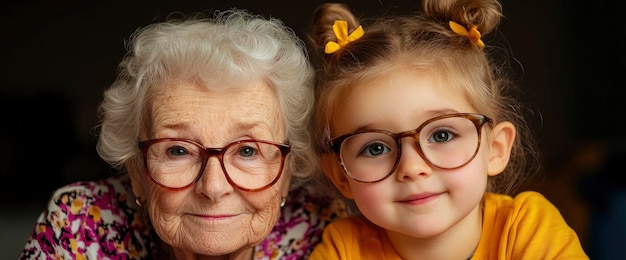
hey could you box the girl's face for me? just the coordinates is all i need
[322,66,512,241]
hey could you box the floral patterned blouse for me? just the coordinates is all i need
[18,174,344,259]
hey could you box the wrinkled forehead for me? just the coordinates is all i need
[142,79,284,141]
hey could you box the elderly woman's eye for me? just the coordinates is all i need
[238,146,257,157]
[167,146,188,156]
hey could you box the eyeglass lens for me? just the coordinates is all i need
[144,139,285,190]
[338,115,482,182]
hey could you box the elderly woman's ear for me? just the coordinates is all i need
[126,156,147,207]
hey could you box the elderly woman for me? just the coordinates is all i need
[19,8,342,259]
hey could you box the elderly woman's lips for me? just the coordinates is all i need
[192,213,240,220]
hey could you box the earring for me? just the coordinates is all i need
[135,198,143,207]
[280,197,286,207]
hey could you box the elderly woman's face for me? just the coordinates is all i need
[134,79,290,256]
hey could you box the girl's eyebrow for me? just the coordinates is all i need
[347,109,463,132]
[420,108,461,118]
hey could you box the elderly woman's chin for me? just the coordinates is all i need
[147,183,286,258]
[170,212,279,255]
[151,208,280,258]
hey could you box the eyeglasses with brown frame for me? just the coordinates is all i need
[139,138,290,191]
[329,113,493,183]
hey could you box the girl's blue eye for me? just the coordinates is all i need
[430,130,454,143]
[360,142,390,156]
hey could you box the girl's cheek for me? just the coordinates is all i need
[351,182,388,209]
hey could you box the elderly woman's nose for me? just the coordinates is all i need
[197,157,235,197]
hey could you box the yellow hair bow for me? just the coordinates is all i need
[449,21,484,48]
[324,20,365,54]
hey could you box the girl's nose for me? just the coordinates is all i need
[395,140,432,182]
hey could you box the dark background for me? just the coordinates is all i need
[1,0,624,258]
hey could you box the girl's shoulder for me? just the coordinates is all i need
[484,190,554,212]
[255,186,347,259]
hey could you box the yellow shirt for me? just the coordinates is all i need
[309,191,589,259]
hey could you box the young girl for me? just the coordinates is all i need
[307,0,589,259]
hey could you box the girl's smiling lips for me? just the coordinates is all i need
[398,192,443,205]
